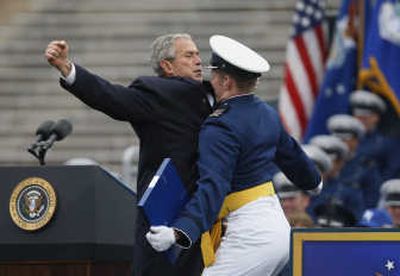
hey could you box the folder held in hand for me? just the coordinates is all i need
[138,158,189,263]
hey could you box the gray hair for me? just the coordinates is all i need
[150,33,192,76]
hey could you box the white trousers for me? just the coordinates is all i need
[202,195,291,276]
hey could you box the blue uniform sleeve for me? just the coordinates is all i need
[274,126,321,190]
[172,119,240,244]
[60,64,156,122]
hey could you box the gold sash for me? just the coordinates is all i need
[200,181,275,267]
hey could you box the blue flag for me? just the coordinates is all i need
[359,0,400,115]
[303,0,359,141]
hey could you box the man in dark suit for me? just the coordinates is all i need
[45,33,214,276]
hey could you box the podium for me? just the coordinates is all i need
[0,165,137,276]
[291,228,400,275]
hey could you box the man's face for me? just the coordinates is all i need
[343,136,359,155]
[169,38,202,81]
[387,205,400,227]
[281,194,309,217]
[354,113,380,132]
[327,158,345,179]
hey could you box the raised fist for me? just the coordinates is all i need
[44,40,71,76]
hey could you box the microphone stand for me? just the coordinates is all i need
[27,141,52,166]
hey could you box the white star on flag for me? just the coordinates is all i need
[385,260,395,271]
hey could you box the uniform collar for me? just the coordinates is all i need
[218,93,254,105]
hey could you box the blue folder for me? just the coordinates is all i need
[138,158,189,263]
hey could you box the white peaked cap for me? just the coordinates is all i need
[302,144,333,174]
[209,35,270,73]
[327,114,366,139]
[350,90,386,113]
[309,134,349,160]
[380,179,400,206]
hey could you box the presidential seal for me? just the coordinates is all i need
[9,177,57,231]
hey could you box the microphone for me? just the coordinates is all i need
[42,119,73,150]
[27,118,73,166]
[34,120,55,143]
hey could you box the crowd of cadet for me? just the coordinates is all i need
[274,89,400,228]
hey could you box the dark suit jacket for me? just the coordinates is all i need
[60,64,214,275]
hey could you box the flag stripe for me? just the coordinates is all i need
[287,41,314,118]
[303,29,325,86]
[279,86,302,138]
[295,35,319,98]
[315,24,327,64]
[284,65,308,133]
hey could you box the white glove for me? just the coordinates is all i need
[146,226,176,252]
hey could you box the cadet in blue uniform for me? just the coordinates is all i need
[274,144,330,220]
[145,35,322,276]
[309,135,349,179]
[327,114,382,209]
[45,34,214,276]
[274,171,312,220]
[379,179,400,228]
[308,176,365,221]
[350,90,400,180]
[308,134,365,220]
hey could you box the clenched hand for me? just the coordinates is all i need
[146,226,176,252]
[44,40,71,77]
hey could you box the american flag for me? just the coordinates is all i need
[278,0,328,140]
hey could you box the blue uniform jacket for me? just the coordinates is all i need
[308,177,364,220]
[338,153,382,209]
[357,130,400,180]
[172,94,321,244]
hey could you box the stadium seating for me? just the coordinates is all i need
[0,0,339,172]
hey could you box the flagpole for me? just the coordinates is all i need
[356,0,365,89]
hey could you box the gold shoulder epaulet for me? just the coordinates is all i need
[209,103,229,118]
